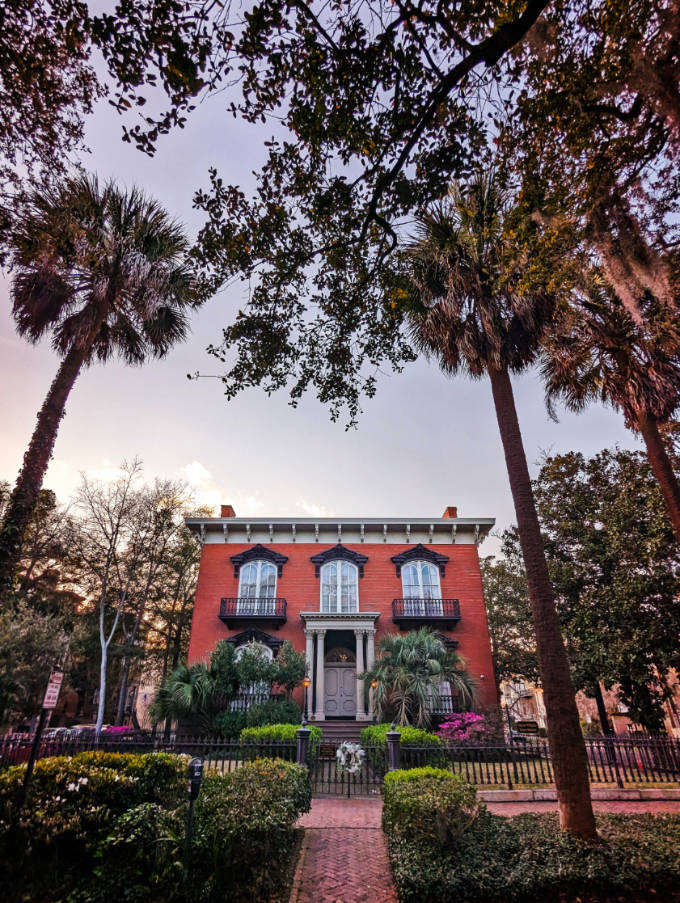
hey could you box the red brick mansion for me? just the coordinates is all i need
[186,506,498,726]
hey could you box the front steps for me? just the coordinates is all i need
[313,720,374,742]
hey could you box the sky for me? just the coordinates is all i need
[0,56,640,555]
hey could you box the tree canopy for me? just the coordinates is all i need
[495,447,680,732]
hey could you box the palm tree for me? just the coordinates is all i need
[151,661,219,734]
[542,281,680,542]
[362,628,475,729]
[404,170,597,840]
[0,174,202,599]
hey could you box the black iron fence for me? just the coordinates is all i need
[0,732,296,772]
[2,730,679,791]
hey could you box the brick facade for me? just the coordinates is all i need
[186,512,499,714]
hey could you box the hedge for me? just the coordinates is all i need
[361,723,446,770]
[192,758,311,901]
[382,771,680,903]
[240,722,322,759]
[0,752,311,903]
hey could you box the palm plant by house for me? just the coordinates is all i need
[0,174,203,599]
[362,628,475,729]
[542,279,680,542]
[403,170,597,840]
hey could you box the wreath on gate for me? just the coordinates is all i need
[336,741,365,774]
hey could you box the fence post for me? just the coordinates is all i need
[296,720,311,766]
[386,723,401,771]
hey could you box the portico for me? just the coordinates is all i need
[301,612,380,722]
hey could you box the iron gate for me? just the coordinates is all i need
[309,741,386,796]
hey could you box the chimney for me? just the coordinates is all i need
[442,506,458,519]
[220,504,236,518]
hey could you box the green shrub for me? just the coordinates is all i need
[191,758,311,902]
[213,710,248,739]
[385,810,680,903]
[71,751,186,806]
[71,803,184,903]
[240,722,321,760]
[246,697,302,727]
[383,769,480,845]
[361,723,446,769]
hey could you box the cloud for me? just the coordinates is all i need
[296,497,335,517]
[179,460,265,516]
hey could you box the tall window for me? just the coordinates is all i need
[401,561,442,615]
[321,561,358,612]
[237,560,277,613]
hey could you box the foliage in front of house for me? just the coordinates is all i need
[382,770,680,903]
[0,751,310,903]
[240,722,322,761]
[152,639,307,734]
[361,723,446,770]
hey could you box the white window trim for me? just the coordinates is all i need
[320,560,359,613]
[237,560,277,613]
[401,560,442,615]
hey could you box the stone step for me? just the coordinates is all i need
[314,720,374,742]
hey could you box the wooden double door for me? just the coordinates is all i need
[324,664,356,718]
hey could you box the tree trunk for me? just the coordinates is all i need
[96,636,108,735]
[0,346,89,600]
[115,651,132,725]
[636,412,680,543]
[594,682,612,735]
[488,365,597,840]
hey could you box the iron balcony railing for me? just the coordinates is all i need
[392,597,461,628]
[219,597,287,627]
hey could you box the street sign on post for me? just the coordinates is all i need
[42,669,63,710]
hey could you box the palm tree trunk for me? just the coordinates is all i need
[0,345,89,600]
[488,365,597,840]
[636,412,680,543]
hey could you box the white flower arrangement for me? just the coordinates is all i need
[335,741,365,774]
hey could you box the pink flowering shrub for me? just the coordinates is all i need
[436,713,487,742]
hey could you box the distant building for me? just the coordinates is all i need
[186,505,498,733]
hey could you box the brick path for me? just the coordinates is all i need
[291,800,397,903]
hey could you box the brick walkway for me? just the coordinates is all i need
[291,800,397,903]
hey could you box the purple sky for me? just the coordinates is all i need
[0,71,638,553]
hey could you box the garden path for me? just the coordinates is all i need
[291,800,397,903]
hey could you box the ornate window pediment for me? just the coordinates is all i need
[391,543,449,578]
[225,628,283,656]
[230,544,289,578]
[310,544,368,578]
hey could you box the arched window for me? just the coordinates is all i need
[231,642,273,710]
[320,561,358,613]
[237,561,277,614]
[401,561,442,615]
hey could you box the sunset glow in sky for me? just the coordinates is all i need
[0,64,638,552]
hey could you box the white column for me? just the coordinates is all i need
[366,629,376,720]
[355,629,365,719]
[314,629,326,721]
[304,630,314,718]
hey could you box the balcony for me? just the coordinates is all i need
[392,598,461,630]
[219,597,287,629]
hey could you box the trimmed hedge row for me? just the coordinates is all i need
[382,770,680,903]
[361,723,446,770]
[240,722,322,760]
[0,751,311,903]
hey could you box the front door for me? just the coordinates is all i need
[324,666,356,718]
